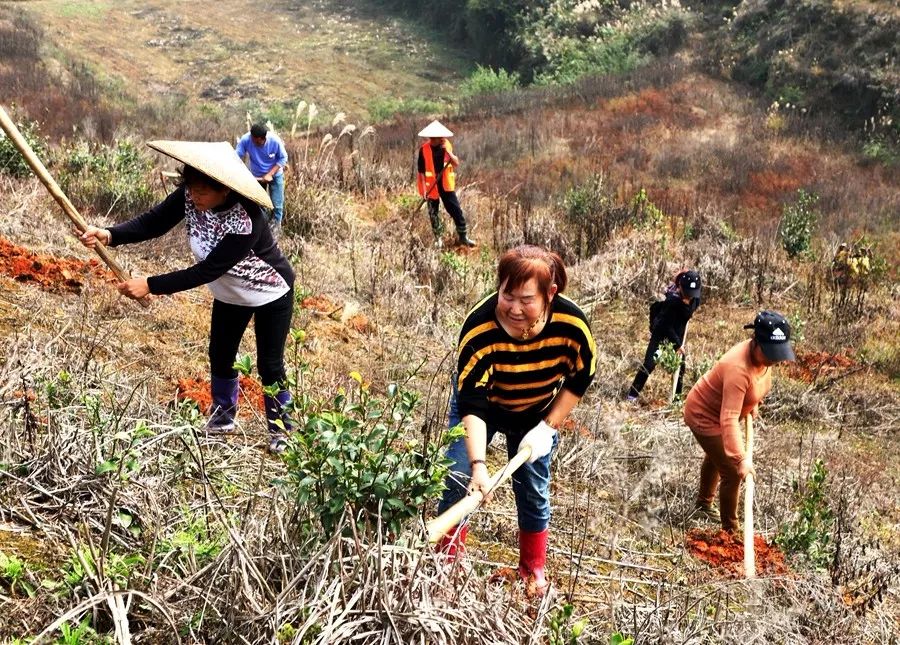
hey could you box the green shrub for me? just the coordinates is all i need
[0,118,46,178]
[779,189,819,258]
[776,459,834,569]
[460,65,520,97]
[368,97,445,123]
[282,377,464,539]
[861,136,898,165]
[655,340,682,374]
[536,33,646,86]
[59,138,155,217]
[561,174,629,258]
[630,187,665,230]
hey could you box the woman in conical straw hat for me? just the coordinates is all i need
[78,141,295,453]
[417,120,475,248]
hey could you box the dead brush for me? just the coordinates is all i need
[0,304,548,643]
[285,101,380,194]
[188,518,538,644]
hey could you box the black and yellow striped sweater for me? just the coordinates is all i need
[456,292,597,431]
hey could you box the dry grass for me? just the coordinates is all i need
[20,0,467,125]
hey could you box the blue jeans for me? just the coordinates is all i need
[268,172,285,223]
[436,384,557,532]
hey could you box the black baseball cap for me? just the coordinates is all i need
[744,310,796,362]
[677,270,702,298]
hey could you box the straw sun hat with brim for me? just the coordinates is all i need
[417,120,454,138]
[147,140,273,210]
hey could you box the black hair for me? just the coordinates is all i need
[178,165,227,193]
[250,123,268,138]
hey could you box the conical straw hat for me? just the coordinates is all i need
[147,140,273,209]
[417,120,454,138]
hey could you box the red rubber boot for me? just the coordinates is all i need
[436,524,468,561]
[518,528,549,596]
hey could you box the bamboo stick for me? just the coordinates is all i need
[426,446,532,543]
[743,415,756,578]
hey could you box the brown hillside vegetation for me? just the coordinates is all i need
[5,0,467,139]
[0,3,898,644]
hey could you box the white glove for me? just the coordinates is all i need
[518,421,557,463]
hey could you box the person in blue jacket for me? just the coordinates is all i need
[235,123,288,227]
[627,270,701,402]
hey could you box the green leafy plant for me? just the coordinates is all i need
[233,354,253,376]
[439,251,469,280]
[610,633,634,645]
[630,188,665,230]
[0,550,34,597]
[788,312,806,344]
[95,420,154,482]
[42,370,75,409]
[779,189,819,259]
[157,509,226,573]
[282,376,464,539]
[0,118,46,178]
[57,617,101,645]
[61,545,143,591]
[655,340,682,374]
[777,459,835,569]
[547,603,588,644]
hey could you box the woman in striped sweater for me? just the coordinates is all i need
[436,245,596,595]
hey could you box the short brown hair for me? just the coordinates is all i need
[496,245,567,299]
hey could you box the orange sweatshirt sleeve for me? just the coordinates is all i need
[719,368,749,462]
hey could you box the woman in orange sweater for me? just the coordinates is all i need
[684,311,795,533]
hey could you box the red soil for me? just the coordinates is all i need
[686,528,788,578]
[784,350,860,384]
[301,294,338,313]
[0,236,112,293]
[345,313,373,334]
[175,376,265,415]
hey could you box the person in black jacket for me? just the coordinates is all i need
[626,270,701,402]
[78,141,295,453]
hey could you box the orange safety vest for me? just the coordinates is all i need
[417,141,456,199]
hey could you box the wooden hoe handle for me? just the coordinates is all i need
[0,106,150,308]
[426,445,532,544]
[743,415,756,578]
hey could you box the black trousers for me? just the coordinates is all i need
[208,288,294,386]
[628,333,686,398]
[427,187,467,233]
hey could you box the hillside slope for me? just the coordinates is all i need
[0,1,898,643]
[11,0,468,130]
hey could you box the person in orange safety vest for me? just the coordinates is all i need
[417,120,475,248]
